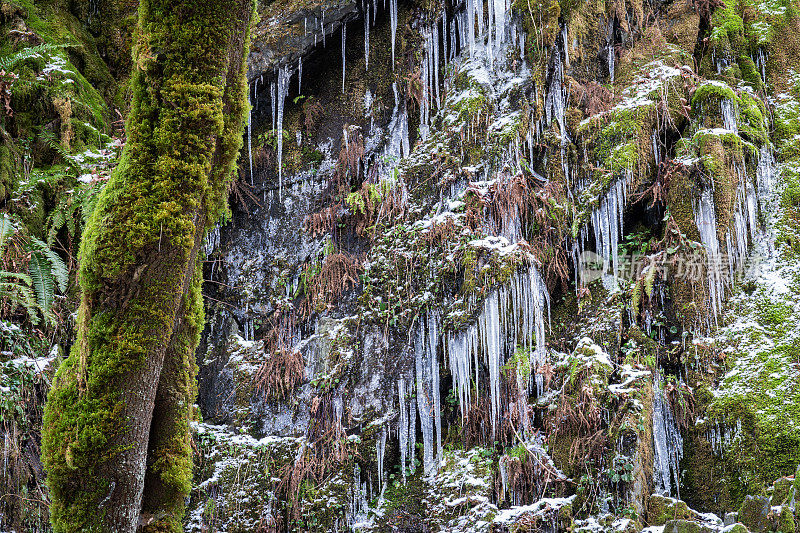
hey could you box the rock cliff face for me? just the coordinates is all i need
[189,0,800,528]
[1,0,800,531]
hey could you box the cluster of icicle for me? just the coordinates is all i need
[652,372,684,498]
[706,419,743,456]
[462,0,515,68]
[244,0,402,201]
[692,100,772,327]
[248,66,290,199]
[400,262,550,479]
[572,170,633,290]
[347,463,374,528]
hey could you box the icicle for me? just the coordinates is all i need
[756,48,767,82]
[415,320,435,477]
[365,1,370,70]
[377,426,387,492]
[390,0,397,69]
[428,313,442,469]
[545,35,569,145]
[481,292,502,436]
[467,0,475,57]
[276,65,290,199]
[271,78,277,134]
[247,84,254,186]
[721,98,738,133]
[398,379,409,481]
[433,21,440,108]
[385,82,410,164]
[322,10,326,47]
[450,16,457,61]
[334,394,344,428]
[443,15,448,68]
[494,0,506,58]
[757,145,775,195]
[415,312,442,477]
[254,76,259,110]
[487,0,494,68]
[298,57,302,94]
[590,174,629,286]
[693,187,724,323]
[608,43,615,82]
[407,380,417,474]
[652,130,660,168]
[342,22,347,93]
[653,372,684,499]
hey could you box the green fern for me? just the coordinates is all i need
[0,43,64,71]
[38,128,73,163]
[80,182,102,226]
[46,191,78,246]
[46,179,103,246]
[0,272,40,325]
[0,215,60,325]
[644,265,657,299]
[28,252,54,315]
[29,236,68,291]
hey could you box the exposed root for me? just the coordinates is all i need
[255,307,304,401]
[303,203,340,238]
[300,251,362,316]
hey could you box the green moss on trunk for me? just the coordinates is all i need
[40,1,255,531]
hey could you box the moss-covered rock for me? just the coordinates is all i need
[777,505,795,533]
[771,476,794,506]
[737,495,770,532]
[662,519,714,533]
[647,494,696,526]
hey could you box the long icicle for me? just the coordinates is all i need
[342,22,347,93]
[390,0,397,69]
[364,0,370,70]
[247,82,253,186]
[276,65,289,199]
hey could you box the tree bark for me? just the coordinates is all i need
[41,1,254,531]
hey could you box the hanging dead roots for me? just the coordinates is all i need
[666,378,696,429]
[255,307,304,401]
[496,445,566,507]
[334,125,364,195]
[548,378,608,466]
[300,252,362,316]
[572,80,613,117]
[230,172,262,215]
[301,97,324,137]
[303,203,340,238]
[463,397,494,449]
[278,393,352,527]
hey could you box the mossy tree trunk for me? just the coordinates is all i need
[41,1,255,531]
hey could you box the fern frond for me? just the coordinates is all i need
[0,280,40,325]
[644,265,657,299]
[29,237,68,293]
[38,128,73,162]
[0,271,32,285]
[47,208,66,246]
[46,193,78,246]
[0,43,64,71]
[80,182,102,227]
[28,252,54,313]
